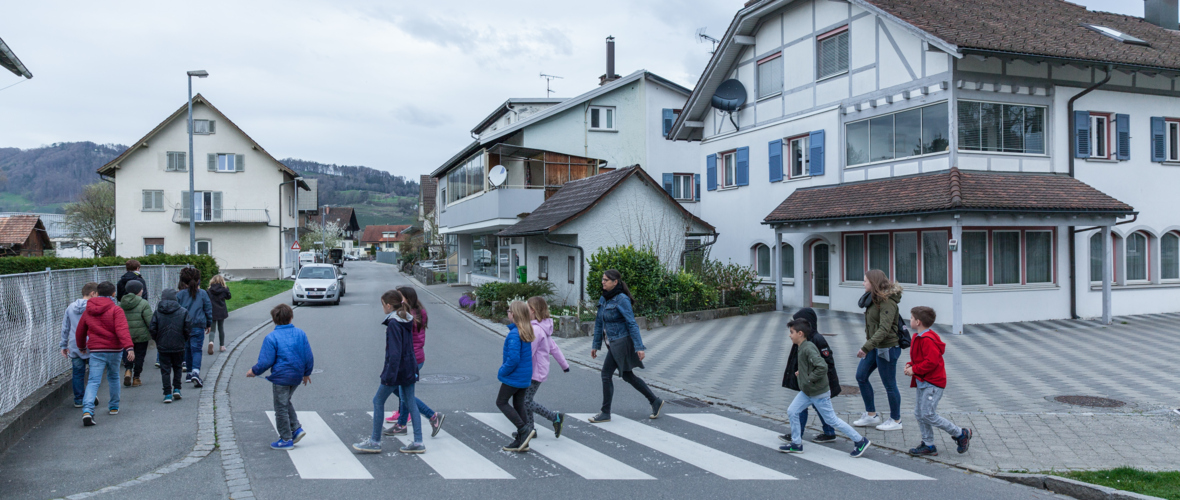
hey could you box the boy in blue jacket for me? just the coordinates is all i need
[246,304,313,450]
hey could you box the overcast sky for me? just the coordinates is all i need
[0,0,1147,180]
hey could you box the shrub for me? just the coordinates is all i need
[0,254,220,287]
[585,244,667,313]
[473,280,555,307]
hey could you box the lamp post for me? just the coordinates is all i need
[294,176,303,274]
[186,70,208,256]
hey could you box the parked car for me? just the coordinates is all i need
[299,251,317,265]
[292,263,347,306]
[328,248,344,267]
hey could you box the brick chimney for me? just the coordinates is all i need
[1145,0,1179,30]
[599,36,621,86]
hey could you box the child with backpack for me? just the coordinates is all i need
[246,304,314,450]
[120,280,153,388]
[905,306,972,456]
[151,289,191,403]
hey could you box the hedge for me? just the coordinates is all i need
[0,254,221,287]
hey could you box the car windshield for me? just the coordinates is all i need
[298,267,335,280]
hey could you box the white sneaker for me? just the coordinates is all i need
[876,419,903,431]
[853,413,882,427]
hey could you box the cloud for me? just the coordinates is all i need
[394,104,451,128]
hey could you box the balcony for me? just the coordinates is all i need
[438,187,545,234]
[172,209,270,224]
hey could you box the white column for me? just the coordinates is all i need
[1102,225,1113,324]
[952,220,963,335]
[774,229,783,312]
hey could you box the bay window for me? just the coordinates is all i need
[869,234,890,276]
[922,231,949,286]
[962,231,988,285]
[846,103,949,167]
[992,231,1021,285]
[893,232,918,284]
[446,153,485,204]
[958,101,1045,154]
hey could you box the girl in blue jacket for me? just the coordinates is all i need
[497,301,535,452]
[176,267,213,387]
[353,290,423,455]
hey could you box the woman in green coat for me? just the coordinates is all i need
[852,269,903,432]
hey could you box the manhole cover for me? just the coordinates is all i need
[1054,395,1126,408]
[666,398,710,408]
[838,385,860,396]
[418,373,478,385]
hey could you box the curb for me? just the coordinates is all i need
[0,371,71,456]
[993,473,1165,500]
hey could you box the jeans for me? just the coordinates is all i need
[798,406,836,436]
[600,352,656,414]
[396,362,434,425]
[123,342,149,378]
[372,383,421,443]
[787,391,863,446]
[856,346,901,421]
[83,352,122,414]
[71,356,88,403]
[159,351,184,395]
[915,382,962,446]
[496,383,528,430]
[185,327,205,375]
[273,384,302,441]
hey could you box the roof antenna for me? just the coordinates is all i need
[697,28,719,54]
[540,73,563,96]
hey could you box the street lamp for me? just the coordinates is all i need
[293,176,303,274]
[186,70,208,256]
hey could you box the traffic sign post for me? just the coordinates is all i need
[291,241,301,251]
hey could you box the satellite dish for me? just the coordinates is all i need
[489,165,508,186]
[711,79,747,112]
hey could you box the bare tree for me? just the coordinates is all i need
[611,194,694,270]
[64,182,115,257]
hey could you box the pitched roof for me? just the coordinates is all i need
[864,0,1180,72]
[308,206,359,231]
[764,168,1134,224]
[0,36,32,79]
[419,175,437,214]
[498,166,714,237]
[360,224,411,243]
[0,214,45,245]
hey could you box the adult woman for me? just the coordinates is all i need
[853,269,903,431]
[588,269,663,423]
[176,267,213,388]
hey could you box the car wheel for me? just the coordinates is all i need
[292,300,300,307]
[333,298,340,305]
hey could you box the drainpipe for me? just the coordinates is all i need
[543,234,585,315]
[678,231,720,268]
[1067,64,1112,320]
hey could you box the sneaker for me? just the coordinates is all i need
[908,444,938,456]
[293,427,306,444]
[191,375,203,388]
[207,342,214,355]
[778,443,803,454]
[132,378,141,387]
[429,413,445,438]
[352,438,381,454]
[812,434,838,444]
[552,413,564,439]
[220,346,227,352]
[163,394,173,404]
[108,408,119,415]
[851,438,871,458]
[777,434,792,443]
[173,390,182,400]
[123,369,132,387]
[502,431,527,452]
[385,411,401,423]
[82,413,94,426]
[517,427,536,452]
[588,412,611,423]
[154,362,160,368]
[184,372,192,382]
[383,424,407,436]
[399,443,426,454]
[74,401,83,408]
[270,439,294,450]
[876,419,903,431]
[649,398,665,419]
[955,428,972,454]
[852,413,882,427]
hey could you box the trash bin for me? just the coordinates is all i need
[516,266,527,283]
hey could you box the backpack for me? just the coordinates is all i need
[896,313,911,349]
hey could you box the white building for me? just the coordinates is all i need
[668,0,1180,331]
[98,94,310,279]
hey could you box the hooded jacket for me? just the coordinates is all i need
[116,271,148,301]
[410,308,428,365]
[176,287,213,329]
[150,290,191,353]
[380,311,418,386]
[783,308,840,397]
[208,283,232,321]
[862,283,903,353]
[498,323,533,389]
[251,324,315,386]
[76,296,132,353]
[120,293,153,343]
[59,298,90,359]
[907,329,948,388]
[530,318,569,383]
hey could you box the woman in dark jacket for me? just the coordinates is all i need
[587,270,663,424]
[781,308,839,443]
[207,275,232,354]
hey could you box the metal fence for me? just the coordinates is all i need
[375,251,400,265]
[0,265,187,416]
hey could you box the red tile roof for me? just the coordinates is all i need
[763,168,1133,224]
[0,214,45,245]
[360,224,411,244]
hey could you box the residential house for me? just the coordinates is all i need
[0,213,95,258]
[668,0,1180,331]
[308,205,360,254]
[0,214,51,257]
[97,94,309,279]
[418,175,438,252]
[361,224,411,253]
[498,166,715,305]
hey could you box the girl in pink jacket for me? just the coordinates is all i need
[523,297,570,438]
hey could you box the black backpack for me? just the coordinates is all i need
[896,313,911,349]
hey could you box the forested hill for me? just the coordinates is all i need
[0,142,124,211]
[279,158,419,206]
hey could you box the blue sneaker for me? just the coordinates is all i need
[955,428,972,454]
[399,442,425,454]
[173,390,182,400]
[553,412,564,439]
[778,443,803,454]
[851,438,871,458]
[293,427,306,444]
[163,394,173,404]
[271,439,294,450]
[908,444,937,456]
[352,438,381,454]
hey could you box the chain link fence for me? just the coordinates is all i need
[0,265,187,416]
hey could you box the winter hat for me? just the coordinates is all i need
[161,288,178,301]
[126,280,144,295]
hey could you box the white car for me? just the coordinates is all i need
[292,264,346,306]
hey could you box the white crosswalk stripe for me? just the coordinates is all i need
[468,413,655,480]
[567,413,795,480]
[266,411,373,479]
[366,412,514,479]
[669,413,935,481]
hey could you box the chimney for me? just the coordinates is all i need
[599,36,620,86]
[1145,0,1179,30]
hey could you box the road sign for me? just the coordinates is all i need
[291,241,301,250]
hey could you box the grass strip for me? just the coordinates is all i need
[1054,468,1180,500]
[225,280,293,312]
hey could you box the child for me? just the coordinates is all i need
[385,286,444,439]
[523,297,569,438]
[781,307,839,443]
[61,282,98,408]
[497,301,535,452]
[780,319,870,458]
[120,280,153,388]
[904,306,972,456]
[76,282,134,425]
[246,304,314,450]
[151,289,191,403]
[207,275,232,354]
[353,290,423,454]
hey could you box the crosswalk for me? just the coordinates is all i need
[263,410,934,482]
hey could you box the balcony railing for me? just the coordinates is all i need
[172,209,270,224]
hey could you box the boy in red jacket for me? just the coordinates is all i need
[903,306,971,456]
[76,282,134,426]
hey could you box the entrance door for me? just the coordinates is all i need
[812,243,830,305]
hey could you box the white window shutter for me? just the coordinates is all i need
[236,154,244,172]
[208,120,215,134]
[212,192,223,220]
[181,191,191,212]
[142,190,151,210]
[179,152,187,171]
[208,153,217,171]
[153,191,163,210]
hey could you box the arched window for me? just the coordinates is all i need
[1163,232,1179,281]
[1090,233,1116,282]
[753,244,770,277]
[780,243,795,280]
[1126,232,1149,282]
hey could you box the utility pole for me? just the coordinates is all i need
[540,73,563,96]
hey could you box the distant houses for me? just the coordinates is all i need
[0,214,52,257]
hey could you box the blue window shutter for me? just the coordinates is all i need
[662,173,674,196]
[706,154,717,191]
[736,147,749,186]
[1115,114,1130,161]
[694,174,701,201]
[768,139,783,182]
[1074,111,1090,159]
[809,130,825,176]
[662,109,674,137]
[1151,116,1166,162]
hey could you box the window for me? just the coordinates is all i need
[1166,120,1180,162]
[846,103,949,167]
[538,256,549,281]
[1025,231,1053,283]
[1090,113,1112,159]
[141,190,164,211]
[922,231,949,286]
[196,240,211,255]
[844,234,865,281]
[166,152,187,172]
[1090,233,1112,283]
[1126,232,1148,282]
[757,53,783,99]
[1082,24,1150,46]
[144,238,164,255]
[788,135,809,178]
[868,234,890,275]
[894,232,918,284]
[958,101,1045,154]
[568,256,576,284]
[1162,232,1179,280]
[471,233,498,277]
[780,243,795,280]
[672,174,694,200]
[589,106,615,130]
[192,119,215,135]
[816,26,849,79]
[754,244,771,278]
[722,151,736,188]
[993,231,1021,284]
[446,153,485,204]
[217,153,236,172]
[962,231,988,285]
[183,191,222,221]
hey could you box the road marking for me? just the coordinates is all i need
[669,413,934,481]
[567,414,793,480]
[468,413,655,480]
[266,411,372,479]
[367,412,514,479]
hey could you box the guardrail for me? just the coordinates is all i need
[172,209,270,224]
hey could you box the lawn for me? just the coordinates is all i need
[1055,468,1180,500]
[225,280,293,312]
